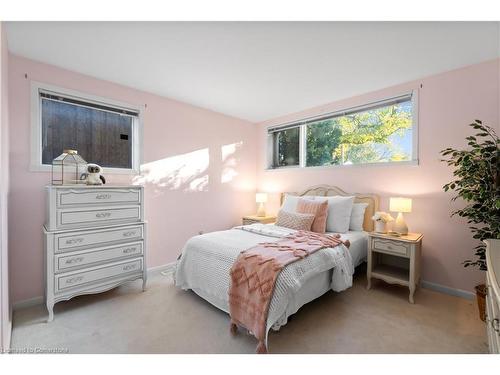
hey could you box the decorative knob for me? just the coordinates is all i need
[66,237,83,245]
[65,257,84,264]
[66,276,83,284]
[96,194,111,200]
[123,264,137,271]
[96,212,111,218]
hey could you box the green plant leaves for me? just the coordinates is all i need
[440,120,500,271]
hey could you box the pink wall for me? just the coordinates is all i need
[8,55,257,303]
[0,23,11,348]
[6,53,499,302]
[256,59,500,293]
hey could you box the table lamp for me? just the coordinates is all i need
[389,197,412,235]
[256,193,268,217]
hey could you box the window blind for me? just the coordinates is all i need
[268,93,412,134]
[40,91,139,117]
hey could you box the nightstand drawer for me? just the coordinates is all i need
[373,238,409,256]
[242,216,276,225]
[243,218,259,225]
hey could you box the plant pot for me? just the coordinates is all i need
[475,283,487,322]
[374,221,387,233]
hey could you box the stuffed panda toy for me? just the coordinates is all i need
[85,163,106,185]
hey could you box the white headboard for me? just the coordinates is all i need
[280,184,379,232]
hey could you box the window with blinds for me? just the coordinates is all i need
[267,92,417,169]
[31,84,143,173]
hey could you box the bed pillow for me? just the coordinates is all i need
[319,196,355,233]
[281,194,300,212]
[349,202,369,231]
[275,210,315,231]
[296,198,328,233]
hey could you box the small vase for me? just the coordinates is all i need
[374,221,387,233]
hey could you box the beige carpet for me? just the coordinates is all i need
[10,269,487,354]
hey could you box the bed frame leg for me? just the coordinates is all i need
[230,322,238,335]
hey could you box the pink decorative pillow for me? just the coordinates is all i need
[275,210,315,231]
[296,198,329,233]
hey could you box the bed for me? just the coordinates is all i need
[174,185,379,346]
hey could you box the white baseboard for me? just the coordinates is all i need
[12,262,178,311]
[148,262,177,277]
[421,280,475,300]
[12,296,44,311]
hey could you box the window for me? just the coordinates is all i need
[268,92,417,169]
[31,83,143,173]
[274,126,300,167]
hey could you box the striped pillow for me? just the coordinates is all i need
[275,210,315,231]
[296,198,329,233]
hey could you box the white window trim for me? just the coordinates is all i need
[30,81,144,175]
[266,89,419,170]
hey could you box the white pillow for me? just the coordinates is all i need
[320,196,355,233]
[282,194,354,233]
[281,194,300,212]
[349,202,368,231]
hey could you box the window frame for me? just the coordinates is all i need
[30,81,144,175]
[267,90,419,170]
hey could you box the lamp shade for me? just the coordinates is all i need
[389,197,412,213]
[255,193,268,203]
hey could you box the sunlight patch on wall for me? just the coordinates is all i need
[134,148,209,192]
[221,141,242,184]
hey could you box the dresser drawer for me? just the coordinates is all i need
[55,225,144,253]
[373,238,409,257]
[55,241,144,272]
[56,205,141,230]
[57,188,141,207]
[55,257,143,293]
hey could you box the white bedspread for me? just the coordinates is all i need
[174,224,354,336]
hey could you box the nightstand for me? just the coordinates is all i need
[367,232,423,303]
[242,215,276,225]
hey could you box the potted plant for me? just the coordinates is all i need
[371,211,394,233]
[440,120,499,321]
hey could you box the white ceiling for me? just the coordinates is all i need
[5,22,499,122]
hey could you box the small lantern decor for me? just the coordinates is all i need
[51,149,87,185]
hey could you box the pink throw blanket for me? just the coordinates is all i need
[228,231,349,353]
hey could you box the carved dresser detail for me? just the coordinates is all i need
[44,185,147,321]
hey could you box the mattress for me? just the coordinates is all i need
[337,230,368,267]
[267,230,368,330]
[175,225,366,337]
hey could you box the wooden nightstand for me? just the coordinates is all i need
[367,232,423,303]
[242,215,276,225]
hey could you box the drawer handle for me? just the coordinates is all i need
[493,318,500,333]
[96,212,112,219]
[65,276,84,285]
[65,238,84,245]
[65,257,84,264]
[96,194,111,200]
[387,245,393,250]
[122,247,137,254]
[123,264,137,271]
[123,231,136,237]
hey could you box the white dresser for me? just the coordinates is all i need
[44,185,147,321]
[485,239,500,354]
